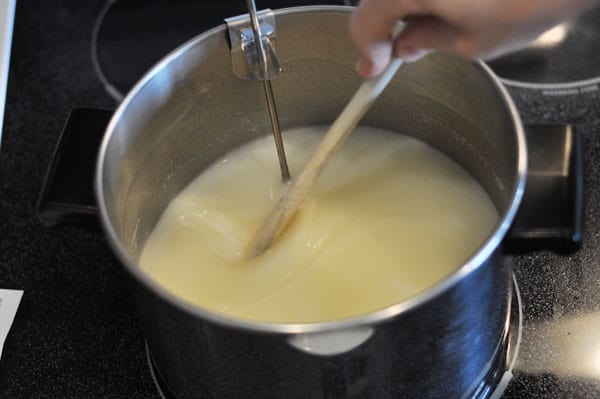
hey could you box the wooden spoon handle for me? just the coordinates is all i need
[243,58,404,259]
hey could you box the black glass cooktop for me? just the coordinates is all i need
[2,1,600,398]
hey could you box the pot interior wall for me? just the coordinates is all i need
[99,8,520,261]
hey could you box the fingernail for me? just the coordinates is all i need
[356,57,374,77]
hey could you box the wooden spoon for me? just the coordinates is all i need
[243,58,404,259]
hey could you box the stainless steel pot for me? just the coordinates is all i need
[96,6,526,398]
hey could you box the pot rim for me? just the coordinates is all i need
[95,5,527,335]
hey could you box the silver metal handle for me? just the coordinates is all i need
[246,0,269,78]
[225,5,290,181]
[225,8,280,80]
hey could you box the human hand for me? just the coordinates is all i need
[350,0,598,77]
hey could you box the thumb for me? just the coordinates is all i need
[350,1,407,77]
[356,41,394,77]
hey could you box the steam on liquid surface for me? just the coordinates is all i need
[139,126,499,323]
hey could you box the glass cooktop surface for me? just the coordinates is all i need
[3,1,600,398]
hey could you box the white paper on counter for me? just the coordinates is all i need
[0,289,23,359]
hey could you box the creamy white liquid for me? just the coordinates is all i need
[139,126,499,323]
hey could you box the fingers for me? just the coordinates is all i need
[350,0,427,77]
[350,0,482,75]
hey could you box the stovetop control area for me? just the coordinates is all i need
[1,1,600,398]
